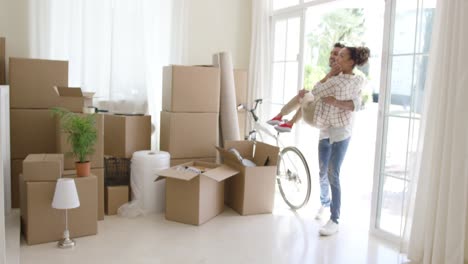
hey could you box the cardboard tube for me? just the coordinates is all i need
[213,52,240,147]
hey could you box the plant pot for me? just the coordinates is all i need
[75,161,91,177]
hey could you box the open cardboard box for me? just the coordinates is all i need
[155,161,238,225]
[216,140,279,215]
[54,86,95,113]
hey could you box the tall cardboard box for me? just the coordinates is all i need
[105,185,129,215]
[155,161,238,225]
[217,141,279,215]
[10,109,57,159]
[0,37,5,84]
[160,112,218,159]
[20,174,98,245]
[104,114,151,158]
[57,113,104,169]
[234,69,248,105]
[64,168,104,220]
[9,58,68,109]
[162,65,220,113]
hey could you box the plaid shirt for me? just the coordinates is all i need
[311,74,365,128]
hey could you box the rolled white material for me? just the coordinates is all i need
[213,52,240,147]
[82,106,95,114]
[118,150,170,217]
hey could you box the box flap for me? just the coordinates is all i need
[224,140,254,159]
[202,165,238,182]
[155,162,200,181]
[24,154,46,162]
[254,141,280,166]
[215,146,242,165]
[54,86,83,97]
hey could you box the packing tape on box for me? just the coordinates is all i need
[117,150,170,217]
[213,52,240,147]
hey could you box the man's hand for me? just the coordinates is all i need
[297,89,308,99]
[322,96,337,106]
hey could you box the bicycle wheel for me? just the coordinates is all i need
[276,146,311,210]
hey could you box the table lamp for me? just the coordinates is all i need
[52,178,80,248]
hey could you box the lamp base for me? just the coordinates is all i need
[57,237,75,249]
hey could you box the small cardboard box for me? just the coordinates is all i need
[0,37,5,84]
[10,109,57,159]
[9,57,68,109]
[170,157,216,167]
[162,65,220,113]
[20,174,98,245]
[64,168,104,220]
[217,141,279,215]
[105,185,129,215]
[155,161,238,225]
[54,86,95,113]
[234,69,248,106]
[57,113,104,169]
[104,114,151,158]
[23,154,64,181]
[160,111,218,159]
[11,159,22,208]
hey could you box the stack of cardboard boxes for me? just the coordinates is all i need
[160,65,220,165]
[9,58,69,209]
[103,113,151,215]
[9,57,102,244]
[20,154,97,245]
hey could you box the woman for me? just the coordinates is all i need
[270,46,370,236]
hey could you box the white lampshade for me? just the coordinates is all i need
[52,178,80,209]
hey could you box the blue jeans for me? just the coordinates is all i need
[318,137,350,224]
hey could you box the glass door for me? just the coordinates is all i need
[371,0,436,241]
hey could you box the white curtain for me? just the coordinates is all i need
[28,0,187,148]
[247,0,271,128]
[402,0,468,263]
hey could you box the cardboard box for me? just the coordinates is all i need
[104,114,151,158]
[20,174,98,245]
[160,112,218,159]
[10,109,57,159]
[64,168,104,220]
[53,86,95,113]
[234,69,248,105]
[11,159,22,208]
[0,37,5,85]
[170,157,216,167]
[155,161,238,225]
[23,154,63,181]
[162,65,220,113]
[57,113,104,169]
[9,57,68,109]
[105,185,129,215]
[217,141,279,215]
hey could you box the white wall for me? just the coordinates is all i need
[184,0,252,69]
[0,0,30,81]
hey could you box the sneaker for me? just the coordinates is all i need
[274,122,293,132]
[267,114,283,126]
[315,206,326,220]
[319,220,339,236]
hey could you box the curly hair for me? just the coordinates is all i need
[346,46,370,67]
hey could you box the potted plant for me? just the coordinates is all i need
[52,107,97,177]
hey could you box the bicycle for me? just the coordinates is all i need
[238,99,311,210]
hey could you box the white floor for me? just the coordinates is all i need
[19,198,407,264]
[19,103,410,264]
